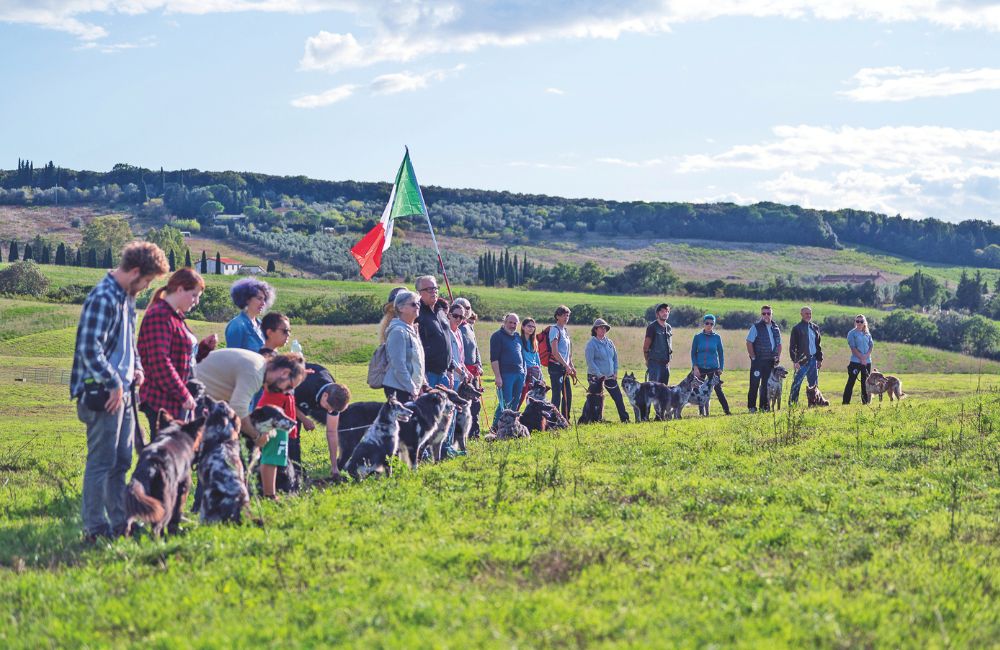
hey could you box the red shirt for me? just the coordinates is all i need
[256,389,299,439]
[138,298,196,418]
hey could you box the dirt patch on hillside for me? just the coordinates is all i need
[0,206,111,245]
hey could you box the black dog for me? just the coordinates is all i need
[342,396,414,480]
[196,397,250,524]
[451,381,483,452]
[337,391,454,469]
[124,412,205,537]
[578,376,606,425]
[518,382,569,432]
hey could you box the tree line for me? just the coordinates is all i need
[6,160,1000,269]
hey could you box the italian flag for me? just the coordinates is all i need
[351,148,428,280]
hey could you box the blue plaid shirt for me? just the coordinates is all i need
[70,272,142,399]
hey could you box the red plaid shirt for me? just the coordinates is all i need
[138,298,196,418]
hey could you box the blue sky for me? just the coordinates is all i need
[2,1,1000,222]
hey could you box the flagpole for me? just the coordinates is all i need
[407,146,454,302]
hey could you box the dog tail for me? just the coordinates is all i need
[125,480,165,523]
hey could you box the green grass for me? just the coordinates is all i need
[3,378,1000,646]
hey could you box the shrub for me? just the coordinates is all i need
[879,310,938,346]
[569,303,600,325]
[929,312,967,351]
[665,305,703,327]
[46,284,93,304]
[0,260,49,297]
[187,286,236,323]
[960,315,1000,357]
[717,310,757,330]
[172,219,201,232]
[284,293,383,325]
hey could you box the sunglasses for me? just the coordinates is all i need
[278,328,291,334]
[762,312,772,316]
[450,313,464,319]
[704,321,715,325]
[855,319,864,323]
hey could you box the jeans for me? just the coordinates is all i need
[789,356,819,404]
[588,375,630,423]
[843,362,871,404]
[646,361,670,385]
[697,367,731,415]
[548,363,572,418]
[494,372,526,424]
[78,395,134,536]
[748,358,775,411]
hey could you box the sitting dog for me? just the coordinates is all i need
[485,409,530,441]
[520,386,570,432]
[196,397,250,524]
[688,372,722,416]
[767,365,789,411]
[578,376,606,425]
[447,382,480,453]
[342,396,414,480]
[124,412,205,537]
[806,384,830,407]
[866,369,906,402]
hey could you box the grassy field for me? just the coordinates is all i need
[3,378,1000,646]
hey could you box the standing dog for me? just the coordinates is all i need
[621,372,670,421]
[342,396,414,480]
[688,373,722,416]
[578,376,606,425]
[124,412,205,537]
[767,365,788,411]
[866,370,906,402]
[664,373,704,420]
[196,398,250,524]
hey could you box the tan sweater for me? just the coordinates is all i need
[195,348,266,419]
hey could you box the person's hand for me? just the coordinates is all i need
[793,362,800,371]
[817,361,823,370]
[182,395,197,411]
[255,431,273,448]
[495,375,503,389]
[568,367,577,378]
[105,385,123,413]
[203,333,218,348]
[133,370,144,389]
[300,417,316,431]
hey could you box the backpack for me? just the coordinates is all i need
[536,326,554,367]
[366,343,389,389]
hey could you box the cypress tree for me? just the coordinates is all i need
[267,259,276,273]
[184,249,192,268]
[8,241,17,261]
[913,270,926,305]
[215,252,222,275]
[200,250,208,274]
[23,243,33,261]
[40,245,50,264]
[103,248,113,268]
[168,249,176,272]
[75,249,82,266]
[55,243,66,265]
[87,248,97,268]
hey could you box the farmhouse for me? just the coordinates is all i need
[239,264,265,275]
[204,257,242,275]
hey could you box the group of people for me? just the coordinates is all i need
[71,241,878,541]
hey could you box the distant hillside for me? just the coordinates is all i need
[4,161,1000,270]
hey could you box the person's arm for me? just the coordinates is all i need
[717,336,725,373]
[325,411,342,477]
[611,341,619,378]
[491,360,503,388]
[690,335,698,372]
[867,336,874,364]
[224,315,248,350]
[385,328,416,395]
[815,326,823,367]
[642,324,653,363]
[585,339,598,377]
[131,304,144,389]
[790,327,801,369]
[745,326,756,360]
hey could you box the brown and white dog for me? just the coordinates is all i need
[806,384,830,407]
[125,412,205,537]
[866,369,906,402]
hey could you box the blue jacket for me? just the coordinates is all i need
[585,337,619,377]
[691,331,725,370]
[225,311,264,352]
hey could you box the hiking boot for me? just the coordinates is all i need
[748,407,757,414]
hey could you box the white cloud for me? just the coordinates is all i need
[290,83,357,108]
[545,87,566,95]
[76,35,158,54]
[369,64,465,95]
[596,157,665,168]
[678,124,1000,219]
[842,66,1000,101]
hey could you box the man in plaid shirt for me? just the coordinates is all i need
[71,242,169,541]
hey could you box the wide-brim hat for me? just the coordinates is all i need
[591,318,611,336]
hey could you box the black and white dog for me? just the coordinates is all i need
[578,376,606,425]
[196,397,250,524]
[520,383,569,432]
[451,381,483,452]
[342,396,414,480]
[622,372,703,421]
[688,372,722,416]
[244,404,299,487]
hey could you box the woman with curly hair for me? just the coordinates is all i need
[224,277,274,352]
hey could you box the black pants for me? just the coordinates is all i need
[697,367,731,415]
[843,362,871,404]
[549,363,572,419]
[588,375,630,423]
[139,403,159,439]
[383,386,414,402]
[748,358,776,411]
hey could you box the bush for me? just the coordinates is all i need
[172,219,201,232]
[0,260,49,297]
[284,293,383,325]
[665,305,703,327]
[879,310,938,346]
[46,284,93,304]
[717,310,757,330]
[569,303,600,325]
[821,314,863,340]
[187,286,236,323]
[929,312,967,351]
[960,315,1000,357]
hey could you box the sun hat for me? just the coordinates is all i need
[591,318,612,337]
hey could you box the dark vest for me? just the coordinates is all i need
[752,321,780,360]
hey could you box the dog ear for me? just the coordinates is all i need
[157,409,174,431]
